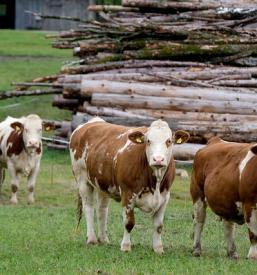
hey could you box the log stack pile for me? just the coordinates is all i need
[25,0,257,150]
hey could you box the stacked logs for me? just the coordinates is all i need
[24,0,257,154]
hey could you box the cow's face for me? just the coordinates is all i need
[129,120,189,174]
[10,114,54,153]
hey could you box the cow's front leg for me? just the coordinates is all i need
[96,190,110,244]
[152,192,170,254]
[121,207,135,252]
[8,163,20,204]
[27,163,40,204]
[223,220,238,259]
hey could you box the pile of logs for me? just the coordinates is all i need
[23,0,257,155]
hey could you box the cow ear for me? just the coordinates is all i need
[43,122,55,132]
[128,131,145,144]
[251,144,257,155]
[174,130,190,144]
[10,122,23,133]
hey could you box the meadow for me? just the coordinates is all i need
[0,30,256,274]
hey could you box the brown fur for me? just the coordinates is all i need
[70,122,175,206]
[191,138,256,224]
[7,130,24,157]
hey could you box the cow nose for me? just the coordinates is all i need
[28,140,39,147]
[153,155,165,166]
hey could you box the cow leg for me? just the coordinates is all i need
[152,192,170,254]
[192,198,207,257]
[0,167,5,193]
[245,204,257,260]
[8,162,20,204]
[121,207,135,252]
[223,220,238,259]
[27,164,40,204]
[79,180,97,245]
[96,190,110,244]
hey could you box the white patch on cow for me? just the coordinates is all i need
[98,163,103,175]
[235,201,243,216]
[133,188,169,215]
[247,208,257,236]
[117,139,132,155]
[87,117,105,124]
[248,244,257,259]
[239,150,255,180]
[108,185,116,194]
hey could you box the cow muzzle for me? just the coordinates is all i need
[27,140,40,149]
[151,155,167,168]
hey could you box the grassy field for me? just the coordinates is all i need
[0,30,71,121]
[0,30,257,274]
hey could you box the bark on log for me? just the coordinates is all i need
[52,95,80,109]
[91,93,257,115]
[79,80,257,103]
[122,0,219,11]
[0,89,62,100]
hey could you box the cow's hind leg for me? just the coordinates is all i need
[152,192,170,254]
[245,203,257,260]
[223,220,238,259]
[79,178,97,245]
[192,198,206,257]
[96,190,110,244]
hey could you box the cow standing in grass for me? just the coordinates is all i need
[70,117,189,253]
[191,137,257,260]
[0,114,54,204]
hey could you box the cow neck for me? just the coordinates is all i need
[140,149,168,194]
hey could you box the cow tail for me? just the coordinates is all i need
[76,192,83,232]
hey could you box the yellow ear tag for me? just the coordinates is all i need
[15,126,21,132]
[136,137,143,143]
[45,126,51,131]
[177,137,182,144]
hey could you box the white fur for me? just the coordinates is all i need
[0,115,43,204]
[239,150,255,180]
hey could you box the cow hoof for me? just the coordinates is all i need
[28,198,35,204]
[227,251,239,260]
[10,198,18,205]
[121,243,131,252]
[98,237,110,244]
[192,249,201,257]
[248,255,257,260]
[154,246,164,255]
[87,237,98,245]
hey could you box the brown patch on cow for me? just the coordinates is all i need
[207,136,222,145]
[157,225,163,234]
[7,130,24,157]
[248,229,257,244]
[125,210,135,233]
[251,145,257,155]
[28,186,34,192]
[36,143,42,154]
[11,184,18,193]
[191,138,251,224]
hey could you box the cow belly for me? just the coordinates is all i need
[134,190,169,214]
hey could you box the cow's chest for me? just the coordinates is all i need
[10,152,40,176]
[130,189,169,214]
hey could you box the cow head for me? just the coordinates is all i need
[10,114,55,153]
[128,120,189,179]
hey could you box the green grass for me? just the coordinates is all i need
[0,153,256,274]
[0,30,72,120]
[0,30,72,57]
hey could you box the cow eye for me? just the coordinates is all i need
[166,139,172,147]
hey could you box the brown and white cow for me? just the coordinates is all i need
[191,137,257,260]
[70,117,189,253]
[0,114,54,204]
